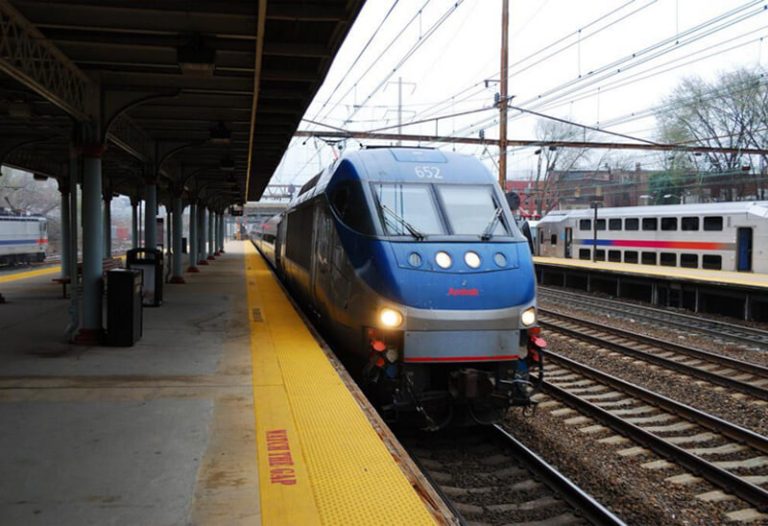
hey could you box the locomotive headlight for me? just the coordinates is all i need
[435,251,452,269]
[521,307,537,326]
[464,251,481,268]
[380,307,404,328]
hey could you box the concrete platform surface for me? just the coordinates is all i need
[0,242,260,525]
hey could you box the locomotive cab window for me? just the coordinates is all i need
[437,185,510,237]
[642,217,657,231]
[681,217,699,231]
[579,219,591,231]
[330,180,374,235]
[703,216,723,231]
[661,217,677,231]
[625,218,639,230]
[372,183,445,237]
[609,218,622,231]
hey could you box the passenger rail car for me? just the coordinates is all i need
[0,212,47,266]
[253,148,544,428]
[536,201,768,273]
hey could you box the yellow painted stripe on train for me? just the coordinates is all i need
[0,265,61,284]
[244,243,436,526]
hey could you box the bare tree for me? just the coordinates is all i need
[532,119,591,215]
[657,69,764,201]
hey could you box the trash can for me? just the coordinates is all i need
[127,248,163,306]
[106,269,143,346]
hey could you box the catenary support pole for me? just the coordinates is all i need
[103,192,112,258]
[207,208,215,260]
[75,145,105,344]
[144,182,157,250]
[170,197,185,283]
[198,205,208,265]
[187,201,198,273]
[131,197,139,249]
[60,184,71,279]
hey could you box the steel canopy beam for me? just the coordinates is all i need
[293,130,768,156]
[0,0,93,121]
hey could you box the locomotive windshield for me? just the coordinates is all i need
[372,183,446,236]
[371,183,515,239]
[437,185,509,237]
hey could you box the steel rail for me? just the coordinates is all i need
[540,287,768,348]
[490,425,627,526]
[542,367,768,511]
[546,352,768,455]
[541,309,768,378]
[541,315,768,401]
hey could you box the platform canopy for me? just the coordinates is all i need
[0,0,364,205]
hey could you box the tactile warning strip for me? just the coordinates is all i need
[244,243,436,525]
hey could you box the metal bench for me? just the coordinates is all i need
[52,257,123,298]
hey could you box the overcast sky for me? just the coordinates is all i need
[265,0,768,194]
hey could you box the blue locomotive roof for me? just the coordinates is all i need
[290,147,496,208]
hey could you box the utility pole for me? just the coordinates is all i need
[498,0,509,188]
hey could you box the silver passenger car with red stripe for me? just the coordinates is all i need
[536,201,768,273]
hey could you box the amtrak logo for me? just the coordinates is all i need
[448,287,479,296]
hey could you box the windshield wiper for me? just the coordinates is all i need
[380,204,425,240]
[481,207,503,241]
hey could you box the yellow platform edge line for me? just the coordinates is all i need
[244,243,436,526]
[533,256,768,289]
[0,265,61,284]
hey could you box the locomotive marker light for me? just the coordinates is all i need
[521,307,537,326]
[464,251,481,268]
[379,307,403,328]
[435,251,452,268]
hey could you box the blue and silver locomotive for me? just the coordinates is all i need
[254,148,544,428]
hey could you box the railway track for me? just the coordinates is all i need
[540,309,768,402]
[399,425,626,526]
[539,286,768,350]
[540,351,768,516]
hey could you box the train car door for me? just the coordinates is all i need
[737,227,753,272]
[564,227,573,258]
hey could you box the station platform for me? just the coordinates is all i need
[534,256,768,321]
[0,241,448,525]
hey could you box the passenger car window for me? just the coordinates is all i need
[661,217,677,231]
[579,248,591,260]
[641,252,656,265]
[609,218,622,231]
[702,255,722,270]
[608,250,621,262]
[625,218,639,231]
[660,252,676,266]
[703,216,723,231]
[642,218,657,231]
[680,253,698,268]
[624,251,638,263]
[579,219,591,231]
[596,219,606,231]
[681,217,699,231]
